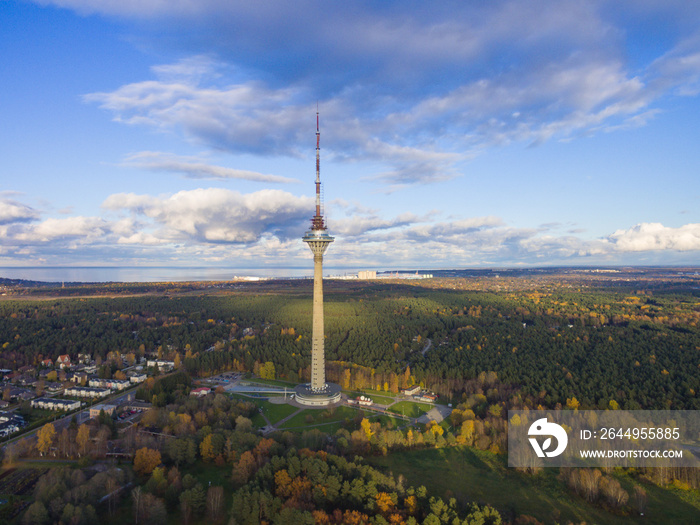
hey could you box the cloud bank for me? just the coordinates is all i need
[71,2,700,187]
[2,192,699,267]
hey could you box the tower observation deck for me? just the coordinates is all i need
[294,111,341,407]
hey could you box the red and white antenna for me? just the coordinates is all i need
[311,106,326,231]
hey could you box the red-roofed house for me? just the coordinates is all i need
[190,387,211,397]
[56,355,71,369]
[41,359,53,368]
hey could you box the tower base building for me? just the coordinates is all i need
[293,382,342,406]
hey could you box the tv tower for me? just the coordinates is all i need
[294,111,341,406]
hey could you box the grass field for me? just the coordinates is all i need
[367,446,700,525]
[387,401,431,418]
[258,400,300,424]
[369,414,407,429]
[278,405,366,429]
[345,391,397,405]
[227,395,299,427]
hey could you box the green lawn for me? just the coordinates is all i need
[387,401,431,418]
[345,391,397,405]
[258,401,299,425]
[369,414,406,429]
[227,395,298,427]
[278,405,365,429]
[367,446,700,525]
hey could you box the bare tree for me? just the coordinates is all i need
[105,476,119,516]
[634,486,648,515]
[58,428,70,458]
[206,485,224,522]
[580,468,601,502]
[131,486,143,524]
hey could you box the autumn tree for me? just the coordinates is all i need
[566,397,580,410]
[342,368,352,390]
[232,450,256,485]
[76,424,90,457]
[274,469,292,498]
[259,361,276,380]
[360,418,374,441]
[134,447,162,476]
[199,434,216,462]
[387,373,397,394]
[375,492,395,515]
[36,423,56,457]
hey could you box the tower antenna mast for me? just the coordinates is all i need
[313,108,324,230]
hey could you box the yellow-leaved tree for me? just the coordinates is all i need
[133,447,162,476]
[37,423,56,456]
[76,424,90,457]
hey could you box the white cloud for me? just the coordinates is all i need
[2,189,699,266]
[0,198,39,225]
[103,188,313,244]
[68,2,700,190]
[14,216,110,243]
[122,151,299,183]
[608,223,700,252]
[333,212,425,237]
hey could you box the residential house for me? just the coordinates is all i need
[64,386,110,398]
[146,360,175,372]
[31,397,80,411]
[129,373,147,384]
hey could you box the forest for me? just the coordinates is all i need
[1,269,699,523]
[1,271,699,411]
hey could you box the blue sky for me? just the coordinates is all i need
[1,0,699,272]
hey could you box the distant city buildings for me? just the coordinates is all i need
[331,271,433,280]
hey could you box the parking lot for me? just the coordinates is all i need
[117,408,144,421]
[205,372,243,386]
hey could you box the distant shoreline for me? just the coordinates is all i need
[1,265,698,286]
